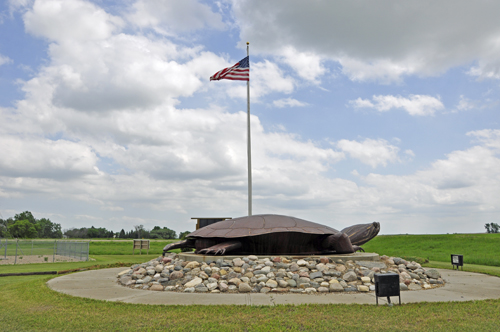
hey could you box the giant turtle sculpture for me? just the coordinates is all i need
[163,214,380,256]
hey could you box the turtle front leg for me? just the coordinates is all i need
[352,245,365,252]
[162,238,195,256]
[322,233,356,254]
[197,240,242,255]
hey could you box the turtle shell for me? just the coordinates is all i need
[188,214,339,238]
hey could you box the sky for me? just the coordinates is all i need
[0,0,499,235]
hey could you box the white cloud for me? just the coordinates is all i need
[100,205,124,212]
[0,136,98,179]
[128,0,224,35]
[74,214,102,221]
[227,60,295,100]
[280,46,325,83]
[455,95,475,112]
[364,144,500,209]
[24,0,124,41]
[467,35,500,79]
[348,98,373,109]
[7,0,32,14]
[273,98,308,108]
[467,129,500,151]
[232,0,500,82]
[336,138,400,168]
[404,150,416,158]
[0,104,349,230]
[0,54,12,66]
[350,94,444,116]
[338,57,419,84]
[20,11,226,114]
[251,60,294,97]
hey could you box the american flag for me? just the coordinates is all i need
[210,56,249,81]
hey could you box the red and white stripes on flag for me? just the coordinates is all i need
[210,56,249,81]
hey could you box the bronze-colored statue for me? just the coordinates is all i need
[163,214,380,256]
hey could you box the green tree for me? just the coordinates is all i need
[150,226,176,239]
[119,229,125,238]
[134,225,145,239]
[8,220,40,238]
[86,226,111,238]
[1,211,63,239]
[485,223,500,233]
[14,211,36,224]
[178,231,194,252]
[179,231,191,240]
[37,218,63,238]
[0,217,9,237]
[64,227,88,238]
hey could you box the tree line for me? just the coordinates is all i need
[0,211,63,238]
[63,225,182,239]
[1,211,192,240]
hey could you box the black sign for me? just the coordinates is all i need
[374,273,401,305]
[451,254,463,270]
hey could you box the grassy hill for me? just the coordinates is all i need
[362,233,500,267]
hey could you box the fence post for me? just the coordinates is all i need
[31,240,33,255]
[4,238,7,259]
[14,239,18,264]
[87,241,89,261]
[53,240,56,262]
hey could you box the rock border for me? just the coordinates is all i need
[117,254,445,294]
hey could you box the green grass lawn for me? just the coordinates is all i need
[0,274,499,331]
[425,261,500,278]
[362,233,500,267]
[1,234,500,331]
[89,239,177,255]
[0,238,179,257]
[1,239,62,256]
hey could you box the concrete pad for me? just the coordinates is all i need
[178,252,380,263]
[47,267,500,306]
[401,269,500,303]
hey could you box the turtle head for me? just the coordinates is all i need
[341,221,380,246]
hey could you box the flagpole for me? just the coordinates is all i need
[246,42,252,216]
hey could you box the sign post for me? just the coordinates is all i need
[133,239,150,255]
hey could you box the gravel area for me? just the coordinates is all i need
[0,255,86,265]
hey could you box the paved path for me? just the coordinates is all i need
[46,268,500,306]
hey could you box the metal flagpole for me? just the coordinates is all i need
[246,42,252,216]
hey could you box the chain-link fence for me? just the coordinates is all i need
[56,241,89,261]
[0,238,89,265]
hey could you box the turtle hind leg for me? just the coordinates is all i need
[197,240,242,255]
[162,238,195,256]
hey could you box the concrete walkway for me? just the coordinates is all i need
[46,268,500,306]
